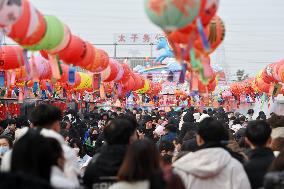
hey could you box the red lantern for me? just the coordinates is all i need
[58,35,86,64]
[101,59,119,82]
[92,49,109,72]
[118,64,131,84]
[77,42,95,68]
[0,46,25,70]
[122,75,135,92]
[255,78,270,94]
[7,0,31,43]
[19,10,46,46]
[132,74,144,91]
[40,50,49,59]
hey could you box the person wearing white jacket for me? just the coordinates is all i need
[1,104,80,188]
[173,117,251,189]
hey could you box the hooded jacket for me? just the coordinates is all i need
[173,148,251,189]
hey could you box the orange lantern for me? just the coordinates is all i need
[195,15,225,54]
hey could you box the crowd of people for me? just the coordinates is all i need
[0,104,284,189]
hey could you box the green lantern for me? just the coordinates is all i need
[24,15,64,51]
[144,0,201,31]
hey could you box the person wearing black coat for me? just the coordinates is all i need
[83,117,137,189]
[179,112,197,141]
[244,120,275,189]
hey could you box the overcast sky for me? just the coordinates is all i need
[26,0,284,78]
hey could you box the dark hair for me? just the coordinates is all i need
[269,150,284,172]
[247,109,254,115]
[143,115,153,124]
[258,111,265,115]
[7,119,16,125]
[0,135,13,148]
[118,139,164,189]
[197,117,227,143]
[245,120,272,147]
[230,116,236,121]
[11,130,63,182]
[267,114,284,129]
[161,154,173,165]
[239,115,246,122]
[103,117,137,145]
[183,130,197,141]
[173,138,183,145]
[259,114,266,120]
[183,113,194,123]
[164,124,177,133]
[233,118,241,125]
[159,141,175,153]
[30,104,62,129]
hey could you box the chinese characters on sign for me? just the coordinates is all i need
[114,33,163,44]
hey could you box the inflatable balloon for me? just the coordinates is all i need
[58,35,86,64]
[144,0,201,31]
[0,46,25,70]
[0,0,23,28]
[24,15,65,51]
